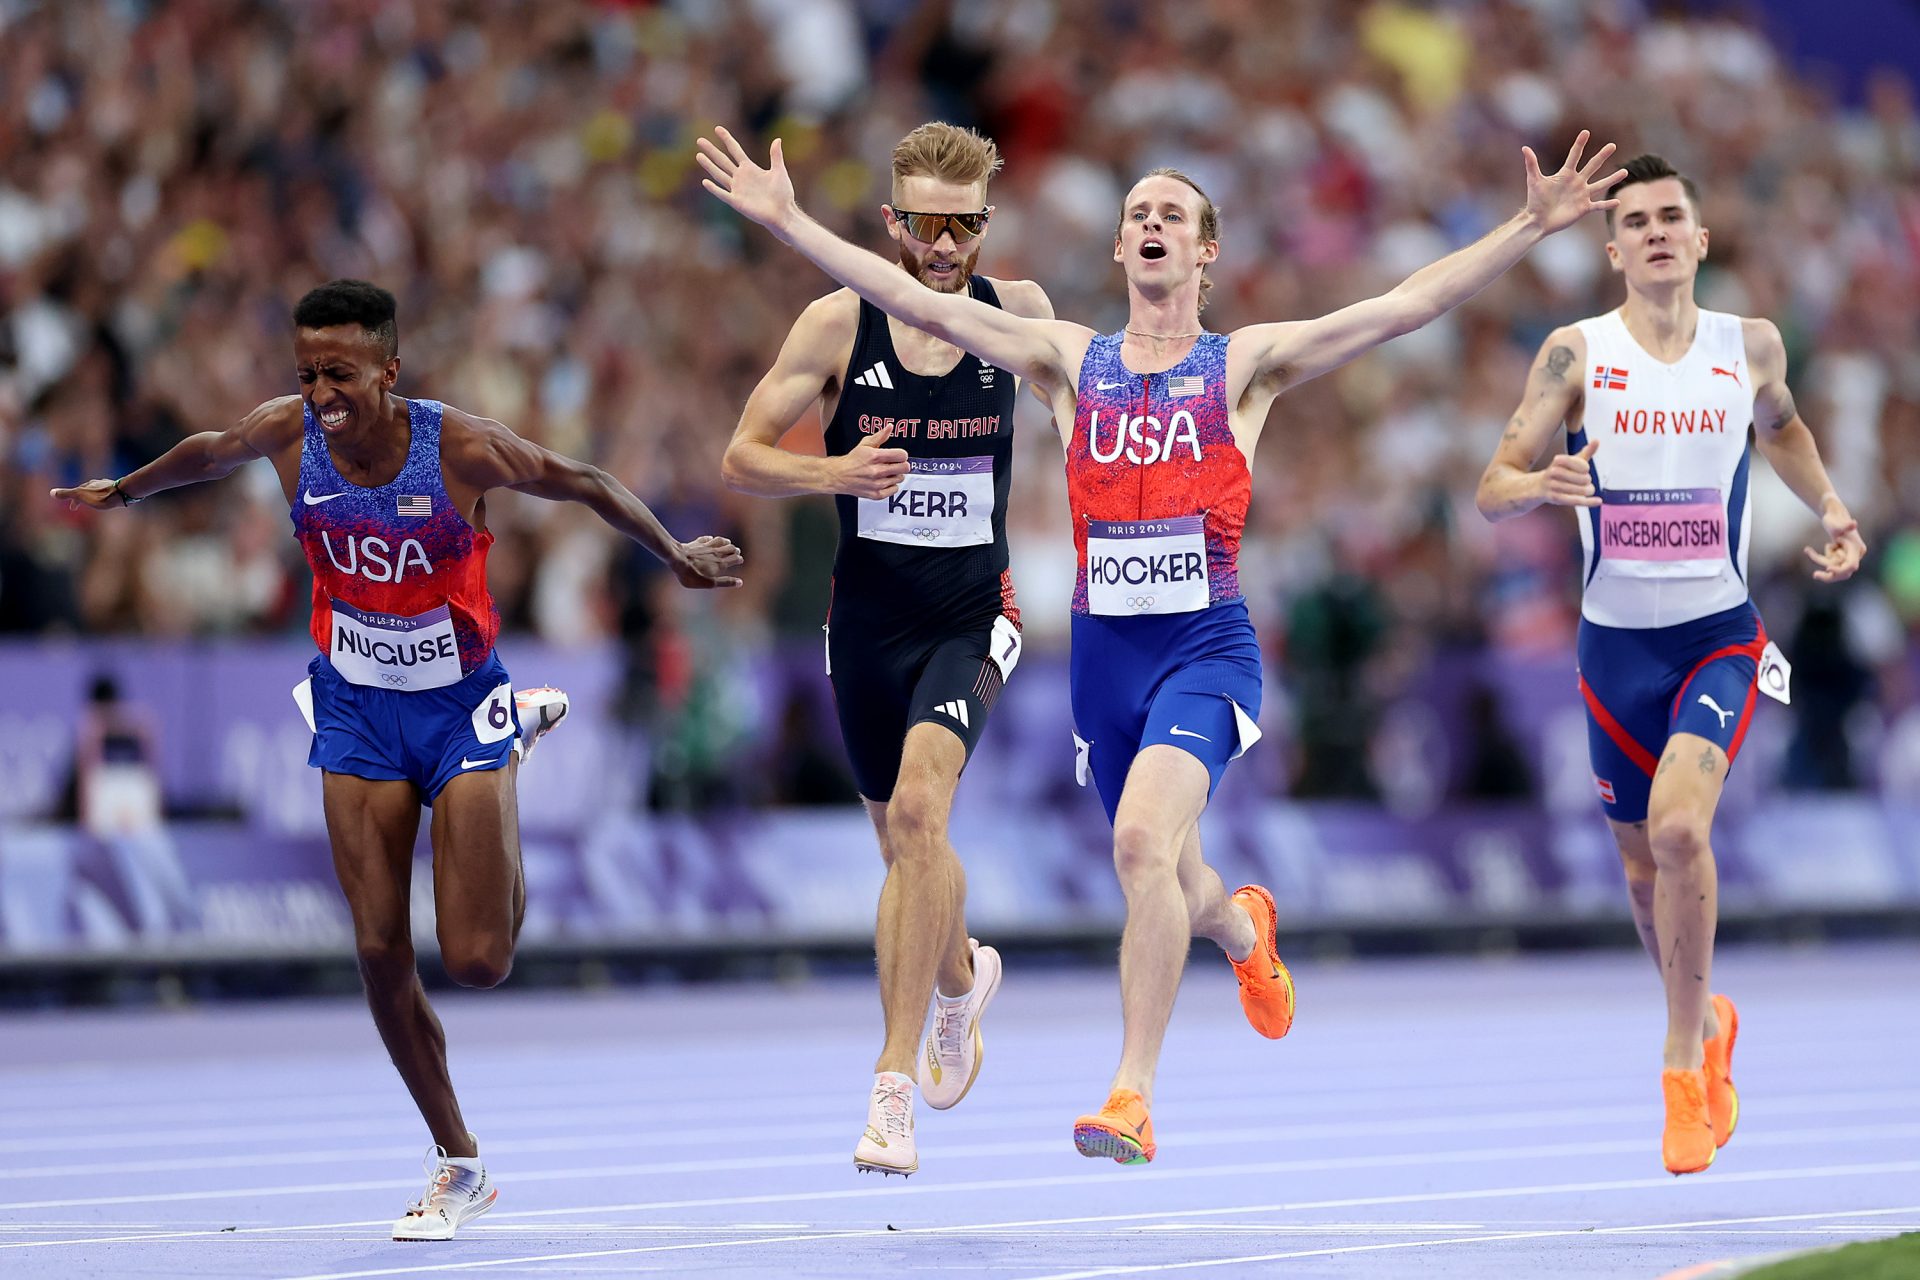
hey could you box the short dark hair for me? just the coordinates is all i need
[293,279,398,359]
[1605,154,1702,232]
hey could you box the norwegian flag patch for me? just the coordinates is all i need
[1595,776,1617,804]
[1592,366,1628,391]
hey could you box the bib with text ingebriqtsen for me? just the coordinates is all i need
[1571,308,1755,630]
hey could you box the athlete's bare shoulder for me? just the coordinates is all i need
[982,277,1056,321]
[1737,315,1786,367]
[1538,323,1588,371]
[242,394,308,456]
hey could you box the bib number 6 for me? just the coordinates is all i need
[472,682,518,745]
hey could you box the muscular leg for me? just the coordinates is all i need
[430,757,525,990]
[1109,745,1216,1104]
[1176,824,1256,961]
[1611,816,1721,1041]
[870,722,971,1077]
[325,771,476,1157]
[1646,733,1729,1070]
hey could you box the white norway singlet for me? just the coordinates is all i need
[1571,308,1755,630]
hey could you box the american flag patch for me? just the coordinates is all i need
[1167,375,1205,398]
[1592,366,1628,391]
[397,495,432,517]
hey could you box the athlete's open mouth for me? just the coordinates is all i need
[1647,251,1675,264]
[318,404,350,430]
[1140,239,1167,261]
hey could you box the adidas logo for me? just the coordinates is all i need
[936,700,970,728]
[853,361,895,390]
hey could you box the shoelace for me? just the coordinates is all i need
[874,1080,913,1139]
[406,1145,461,1215]
[932,1000,971,1061]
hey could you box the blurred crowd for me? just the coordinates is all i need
[3,0,1918,802]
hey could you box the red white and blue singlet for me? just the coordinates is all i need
[292,398,519,800]
[294,398,500,689]
[1064,333,1263,820]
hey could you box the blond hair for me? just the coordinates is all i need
[1117,168,1222,310]
[891,122,1002,200]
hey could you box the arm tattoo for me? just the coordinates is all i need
[1656,751,1676,778]
[1697,745,1718,775]
[1544,345,1574,380]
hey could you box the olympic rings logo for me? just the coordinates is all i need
[381,673,410,686]
[1126,595,1156,609]
[912,528,940,539]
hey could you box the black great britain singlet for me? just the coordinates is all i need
[822,277,1020,638]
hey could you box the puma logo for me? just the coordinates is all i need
[1710,363,1743,387]
[1697,694,1736,729]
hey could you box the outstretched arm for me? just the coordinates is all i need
[1476,328,1599,521]
[1233,132,1626,395]
[448,413,744,590]
[51,397,302,510]
[1748,319,1865,583]
[697,127,1088,394]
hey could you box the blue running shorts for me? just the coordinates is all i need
[1069,598,1263,823]
[1577,601,1768,824]
[298,650,521,802]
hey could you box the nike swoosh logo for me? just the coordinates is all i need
[303,489,345,505]
[1168,726,1211,742]
[460,754,505,770]
[1097,380,1126,390]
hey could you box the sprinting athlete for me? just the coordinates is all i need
[1476,155,1864,1175]
[701,125,1625,1161]
[52,280,743,1236]
[721,122,1053,1177]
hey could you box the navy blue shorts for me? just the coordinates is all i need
[1577,602,1767,823]
[1069,598,1263,824]
[299,651,521,802]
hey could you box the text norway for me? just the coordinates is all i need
[335,627,456,667]
[1091,550,1205,586]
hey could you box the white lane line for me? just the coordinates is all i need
[9,1121,1920,1210]
[14,1091,1919,1182]
[8,1160,1914,1253]
[1013,1205,1920,1279]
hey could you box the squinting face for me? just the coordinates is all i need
[885,175,990,293]
[1606,177,1707,290]
[1114,176,1217,288]
[295,326,397,438]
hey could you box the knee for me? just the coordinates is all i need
[441,937,514,989]
[355,934,416,993]
[1112,821,1176,893]
[885,785,944,859]
[1647,814,1711,871]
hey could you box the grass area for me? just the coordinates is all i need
[1740,1232,1919,1279]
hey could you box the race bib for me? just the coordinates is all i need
[857,456,994,547]
[1757,640,1792,705]
[328,598,463,690]
[1598,488,1727,577]
[1086,516,1209,616]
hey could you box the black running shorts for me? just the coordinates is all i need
[826,612,1022,802]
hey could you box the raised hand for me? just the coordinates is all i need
[50,479,127,511]
[696,126,798,236]
[1522,130,1629,236]
[833,424,911,500]
[1805,506,1866,584]
[675,535,746,590]
[1541,439,1602,508]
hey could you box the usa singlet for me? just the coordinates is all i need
[1065,332,1262,820]
[818,279,1024,801]
[293,397,500,690]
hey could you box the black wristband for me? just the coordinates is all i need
[112,479,140,506]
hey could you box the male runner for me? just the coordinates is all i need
[1475,155,1864,1174]
[52,280,743,1235]
[700,125,1625,1161]
[720,122,1053,1176]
